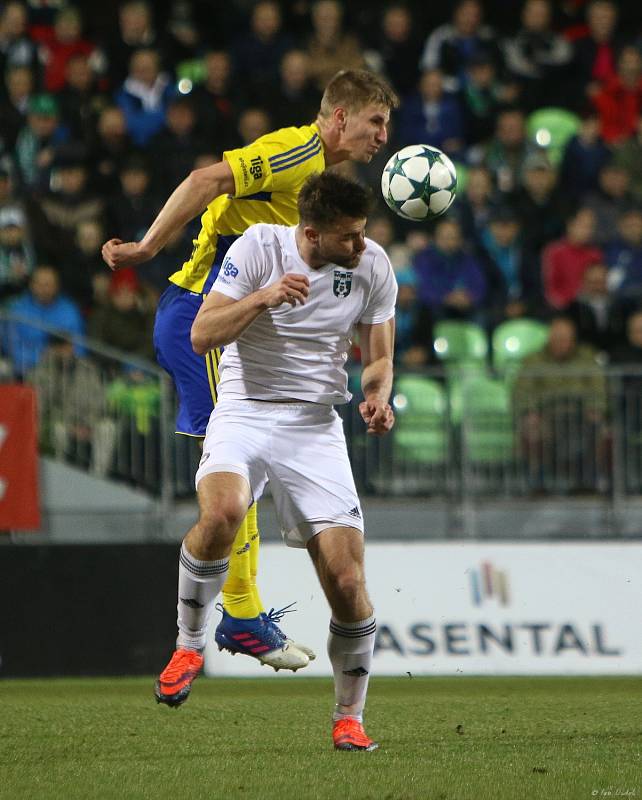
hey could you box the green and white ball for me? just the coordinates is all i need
[381,144,457,221]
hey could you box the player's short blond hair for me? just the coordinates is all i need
[318,69,399,118]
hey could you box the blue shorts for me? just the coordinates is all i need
[153,283,222,436]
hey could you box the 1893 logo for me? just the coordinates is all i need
[333,270,352,298]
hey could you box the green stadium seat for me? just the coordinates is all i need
[526,108,581,166]
[492,318,548,381]
[458,376,514,463]
[433,320,488,364]
[392,375,448,464]
[176,59,206,86]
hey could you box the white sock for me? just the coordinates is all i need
[328,614,376,723]
[176,542,229,651]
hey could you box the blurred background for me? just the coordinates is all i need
[0,0,641,679]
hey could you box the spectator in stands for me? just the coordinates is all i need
[564,262,623,352]
[103,0,165,87]
[610,308,642,369]
[0,205,34,301]
[366,214,396,252]
[306,0,365,92]
[90,106,133,195]
[397,68,464,156]
[14,93,69,189]
[513,152,570,255]
[231,0,293,99]
[394,269,434,368]
[419,0,499,93]
[57,53,108,146]
[150,96,207,194]
[0,64,33,153]
[164,0,200,65]
[455,165,496,248]
[4,264,84,375]
[542,207,603,309]
[479,205,544,327]
[106,363,161,489]
[64,219,107,311]
[592,45,642,144]
[143,224,194,294]
[609,309,642,491]
[236,107,271,147]
[559,111,612,203]
[502,0,573,110]
[460,50,517,147]
[613,113,642,204]
[0,156,18,213]
[106,154,158,248]
[190,50,239,154]
[372,4,422,96]
[604,208,642,303]
[413,218,487,322]
[27,332,115,477]
[31,145,103,262]
[0,1,39,77]
[31,6,96,93]
[584,162,635,244]
[115,48,176,147]
[260,50,321,129]
[572,0,620,100]
[88,268,154,359]
[514,315,607,492]
[481,108,533,194]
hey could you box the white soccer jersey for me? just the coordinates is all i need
[211,223,397,405]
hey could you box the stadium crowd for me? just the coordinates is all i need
[1,0,642,389]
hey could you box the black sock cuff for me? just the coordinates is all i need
[329,618,377,639]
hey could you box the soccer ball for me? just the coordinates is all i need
[381,144,457,221]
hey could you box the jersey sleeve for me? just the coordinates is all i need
[210,231,265,300]
[359,251,398,325]
[223,129,323,197]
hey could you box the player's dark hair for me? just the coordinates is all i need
[298,172,372,228]
[318,69,399,117]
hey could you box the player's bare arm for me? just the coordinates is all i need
[357,318,395,436]
[101,160,237,271]
[191,274,310,354]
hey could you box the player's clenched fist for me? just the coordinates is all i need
[259,274,310,308]
[102,239,151,270]
[359,400,395,436]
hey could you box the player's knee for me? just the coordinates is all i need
[198,502,245,543]
[330,568,366,606]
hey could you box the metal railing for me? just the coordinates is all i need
[0,310,197,527]
[345,365,642,507]
[3,308,642,538]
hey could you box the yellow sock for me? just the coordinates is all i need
[221,512,261,619]
[247,503,266,614]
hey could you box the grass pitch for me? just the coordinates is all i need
[1,676,639,800]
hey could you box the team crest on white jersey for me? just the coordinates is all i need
[333,270,353,298]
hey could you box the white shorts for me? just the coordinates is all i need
[194,399,364,548]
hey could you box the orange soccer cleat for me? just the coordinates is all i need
[154,648,204,708]
[332,717,379,752]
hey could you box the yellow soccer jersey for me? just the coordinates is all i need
[169,123,325,294]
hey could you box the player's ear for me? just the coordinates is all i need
[333,106,347,132]
[303,225,320,245]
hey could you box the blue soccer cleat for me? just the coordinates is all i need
[214,604,309,672]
